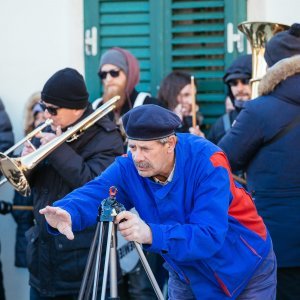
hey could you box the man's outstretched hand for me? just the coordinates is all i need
[39,206,74,240]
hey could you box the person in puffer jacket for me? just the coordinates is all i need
[219,23,300,299]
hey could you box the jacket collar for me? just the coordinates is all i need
[258,55,300,96]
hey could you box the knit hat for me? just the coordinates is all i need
[223,54,252,83]
[265,23,300,67]
[99,49,129,75]
[122,104,181,141]
[41,68,89,109]
[98,47,140,95]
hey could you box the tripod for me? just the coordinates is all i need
[78,187,164,300]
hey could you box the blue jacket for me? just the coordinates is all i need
[219,56,300,267]
[55,134,271,299]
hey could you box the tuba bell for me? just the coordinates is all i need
[238,21,290,98]
[0,96,120,196]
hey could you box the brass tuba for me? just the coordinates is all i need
[238,21,290,98]
[0,96,120,196]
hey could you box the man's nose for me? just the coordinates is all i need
[236,81,246,90]
[133,148,144,162]
[44,110,52,118]
[105,73,114,82]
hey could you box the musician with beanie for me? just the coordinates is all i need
[219,23,300,299]
[22,68,123,299]
[93,47,158,143]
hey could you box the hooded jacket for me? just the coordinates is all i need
[207,55,252,144]
[219,55,300,267]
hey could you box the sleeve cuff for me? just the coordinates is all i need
[144,223,168,254]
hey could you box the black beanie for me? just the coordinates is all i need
[41,68,89,109]
[264,23,300,67]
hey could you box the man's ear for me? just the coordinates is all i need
[167,135,177,152]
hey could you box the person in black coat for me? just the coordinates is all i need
[219,24,300,299]
[12,94,45,268]
[20,68,124,299]
[0,97,14,300]
[207,54,252,144]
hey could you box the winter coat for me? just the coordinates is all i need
[26,104,123,297]
[53,134,272,299]
[218,55,300,267]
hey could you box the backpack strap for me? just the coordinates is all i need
[133,92,150,108]
[222,113,231,132]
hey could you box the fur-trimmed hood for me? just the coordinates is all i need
[258,55,300,96]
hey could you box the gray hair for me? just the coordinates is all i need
[157,135,176,145]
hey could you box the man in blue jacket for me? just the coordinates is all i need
[218,23,300,299]
[40,104,276,299]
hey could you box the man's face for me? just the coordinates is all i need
[128,137,176,179]
[43,101,84,130]
[176,83,196,116]
[228,78,252,101]
[100,64,127,103]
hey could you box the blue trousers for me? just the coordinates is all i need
[166,248,276,299]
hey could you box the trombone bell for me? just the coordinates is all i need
[0,153,30,196]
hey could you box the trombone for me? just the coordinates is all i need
[0,96,120,197]
[0,119,53,186]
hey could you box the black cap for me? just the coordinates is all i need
[223,54,252,83]
[265,23,300,67]
[122,104,181,141]
[41,68,89,109]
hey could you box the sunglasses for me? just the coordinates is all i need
[228,78,250,87]
[39,101,61,116]
[98,69,120,80]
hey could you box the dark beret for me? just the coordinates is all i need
[122,104,181,141]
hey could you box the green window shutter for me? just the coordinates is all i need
[164,0,247,126]
[98,0,152,94]
[84,0,247,124]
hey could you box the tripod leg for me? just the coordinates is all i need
[134,242,164,300]
[78,221,104,300]
[90,221,108,300]
[100,221,114,300]
[109,224,119,299]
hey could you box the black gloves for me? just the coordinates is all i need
[0,200,12,215]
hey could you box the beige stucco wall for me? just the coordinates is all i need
[248,0,299,24]
[0,1,84,299]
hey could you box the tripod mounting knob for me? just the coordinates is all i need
[98,186,126,222]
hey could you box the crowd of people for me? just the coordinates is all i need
[1,23,300,300]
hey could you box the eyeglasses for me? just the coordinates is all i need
[98,69,120,80]
[39,101,62,116]
[228,78,250,87]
